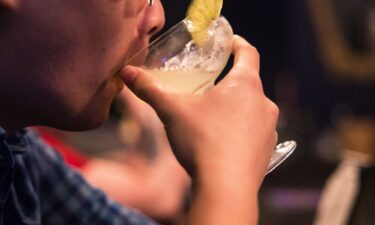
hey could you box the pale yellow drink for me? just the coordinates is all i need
[145,69,218,94]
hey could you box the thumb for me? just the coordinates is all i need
[120,65,172,116]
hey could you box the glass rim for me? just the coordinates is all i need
[125,18,189,66]
[125,16,228,66]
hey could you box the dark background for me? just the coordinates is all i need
[161,1,375,224]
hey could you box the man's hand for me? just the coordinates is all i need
[121,35,279,225]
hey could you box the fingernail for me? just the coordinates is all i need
[121,66,139,87]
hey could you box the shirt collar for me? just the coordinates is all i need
[0,127,28,154]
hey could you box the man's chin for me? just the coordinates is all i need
[51,113,108,132]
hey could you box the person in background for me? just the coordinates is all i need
[0,0,279,224]
[313,116,375,225]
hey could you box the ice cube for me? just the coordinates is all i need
[164,17,233,74]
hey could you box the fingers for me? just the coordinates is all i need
[119,87,155,121]
[266,97,280,125]
[217,35,261,91]
[274,131,279,149]
[266,97,280,149]
[218,35,263,92]
[231,35,260,75]
[120,66,172,117]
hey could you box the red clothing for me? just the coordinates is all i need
[36,128,87,169]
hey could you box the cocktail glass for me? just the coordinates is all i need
[126,16,296,174]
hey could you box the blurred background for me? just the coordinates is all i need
[161,1,375,223]
[37,0,375,225]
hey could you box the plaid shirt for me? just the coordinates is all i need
[0,128,159,225]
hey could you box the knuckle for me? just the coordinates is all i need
[248,45,260,58]
[240,44,260,61]
[267,99,280,120]
[245,73,262,90]
[273,131,279,148]
[253,47,260,59]
[230,67,261,88]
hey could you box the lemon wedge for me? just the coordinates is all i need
[186,0,223,45]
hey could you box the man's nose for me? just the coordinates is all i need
[141,0,165,37]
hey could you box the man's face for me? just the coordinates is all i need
[0,0,164,130]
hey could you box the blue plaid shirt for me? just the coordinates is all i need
[0,128,160,225]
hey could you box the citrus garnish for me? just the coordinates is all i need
[186,0,223,46]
